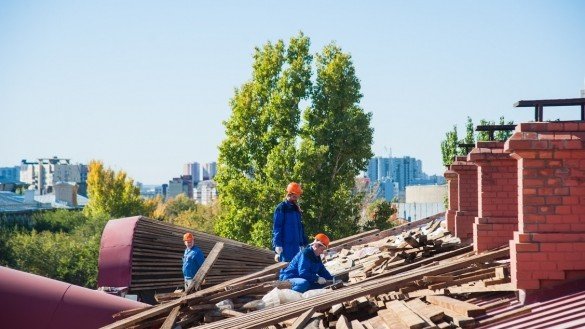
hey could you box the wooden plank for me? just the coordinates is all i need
[335,315,351,329]
[290,307,315,329]
[364,312,390,329]
[405,298,445,323]
[186,242,225,294]
[351,320,366,329]
[386,300,429,329]
[439,307,476,328]
[101,262,287,329]
[378,308,408,329]
[426,295,486,317]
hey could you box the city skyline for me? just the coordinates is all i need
[2,1,584,184]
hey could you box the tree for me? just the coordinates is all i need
[441,116,515,167]
[297,43,373,239]
[216,33,373,247]
[362,199,396,231]
[84,160,145,219]
[215,33,312,247]
[440,125,459,166]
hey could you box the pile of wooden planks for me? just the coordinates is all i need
[129,217,275,292]
[102,215,532,329]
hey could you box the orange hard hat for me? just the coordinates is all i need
[314,233,330,248]
[183,232,194,241]
[286,182,303,195]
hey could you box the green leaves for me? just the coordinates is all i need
[84,160,145,219]
[217,33,373,246]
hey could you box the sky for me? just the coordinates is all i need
[1,1,584,185]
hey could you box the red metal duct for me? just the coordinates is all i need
[0,266,147,329]
[97,215,139,288]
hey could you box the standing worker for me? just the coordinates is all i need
[272,182,308,262]
[182,232,205,291]
[279,233,334,293]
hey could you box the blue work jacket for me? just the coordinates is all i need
[182,246,205,280]
[279,246,333,283]
[272,200,308,262]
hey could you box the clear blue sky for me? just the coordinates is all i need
[1,1,584,184]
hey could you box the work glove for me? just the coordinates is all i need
[275,246,283,255]
[317,276,327,285]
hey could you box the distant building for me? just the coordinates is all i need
[167,175,193,199]
[366,155,445,201]
[19,157,88,196]
[202,162,217,181]
[0,166,20,181]
[184,162,201,184]
[196,180,217,205]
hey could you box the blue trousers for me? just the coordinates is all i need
[286,278,325,293]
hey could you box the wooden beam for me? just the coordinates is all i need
[289,307,315,329]
[385,300,429,329]
[426,295,486,317]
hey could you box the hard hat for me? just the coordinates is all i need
[314,233,330,248]
[286,182,303,195]
[183,232,194,242]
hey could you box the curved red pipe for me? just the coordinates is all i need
[0,266,147,329]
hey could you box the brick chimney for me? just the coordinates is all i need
[443,170,459,234]
[505,121,585,300]
[449,156,478,241]
[468,141,518,253]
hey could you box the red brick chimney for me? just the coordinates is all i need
[468,141,518,253]
[505,121,585,300]
[444,169,458,234]
[449,156,478,241]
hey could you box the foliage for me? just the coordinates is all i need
[7,228,100,287]
[84,160,145,219]
[440,116,515,167]
[216,33,373,247]
[149,194,218,234]
[477,116,515,141]
[297,43,373,239]
[463,116,475,144]
[440,125,459,166]
[32,209,88,233]
[215,32,312,247]
[362,199,396,231]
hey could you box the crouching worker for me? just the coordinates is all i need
[182,232,205,291]
[279,233,334,293]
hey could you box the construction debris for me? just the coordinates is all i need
[102,215,532,329]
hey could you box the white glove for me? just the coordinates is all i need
[317,276,327,285]
[275,247,283,254]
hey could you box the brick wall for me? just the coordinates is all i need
[505,121,585,296]
[468,141,518,252]
[444,170,458,234]
[449,156,478,241]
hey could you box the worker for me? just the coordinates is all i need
[182,232,205,291]
[272,182,308,262]
[279,233,334,293]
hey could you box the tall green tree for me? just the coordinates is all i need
[216,34,373,247]
[440,125,459,166]
[84,160,145,219]
[215,33,312,246]
[297,43,373,239]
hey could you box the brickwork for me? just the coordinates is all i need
[505,121,585,295]
[468,141,518,252]
[449,156,478,241]
[444,170,458,234]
